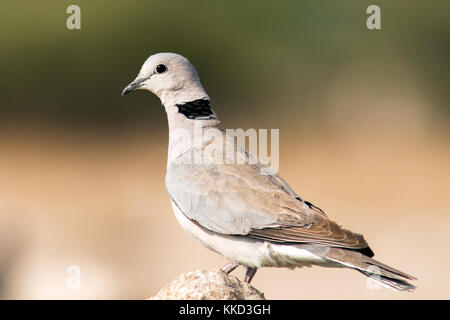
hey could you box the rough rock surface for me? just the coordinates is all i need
[149,269,266,300]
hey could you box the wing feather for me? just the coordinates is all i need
[166,146,370,252]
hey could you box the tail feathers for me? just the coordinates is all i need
[322,248,417,291]
[356,270,416,291]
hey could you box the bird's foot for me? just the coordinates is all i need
[221,261,240,274]
[244,267,257,283]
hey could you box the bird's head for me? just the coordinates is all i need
[122,52,209,106]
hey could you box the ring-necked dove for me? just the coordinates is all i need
[122,52,416,291]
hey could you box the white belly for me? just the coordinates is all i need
[170,200,330,269]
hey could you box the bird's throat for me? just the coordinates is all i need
[176,99,216,120]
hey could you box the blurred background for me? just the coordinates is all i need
[0,0,449,299]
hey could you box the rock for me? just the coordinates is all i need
[149,269,266,300]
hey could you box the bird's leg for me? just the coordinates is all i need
[244,267,257,283]
[221,261,240,274]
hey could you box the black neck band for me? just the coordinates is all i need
[176,99,215,120]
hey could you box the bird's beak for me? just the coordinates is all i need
[122,77,148,96]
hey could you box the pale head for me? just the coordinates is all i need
[122,52,209,106]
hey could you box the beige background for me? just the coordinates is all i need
[0,0,449,299]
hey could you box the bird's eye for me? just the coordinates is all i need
[155,64,167,74]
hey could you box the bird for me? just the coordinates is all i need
[122,52,416,291]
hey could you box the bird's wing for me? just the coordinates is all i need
[166,147,370,251]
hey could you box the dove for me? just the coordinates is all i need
[122,52,416,291]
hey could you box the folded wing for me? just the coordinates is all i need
[166,147,371,254]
